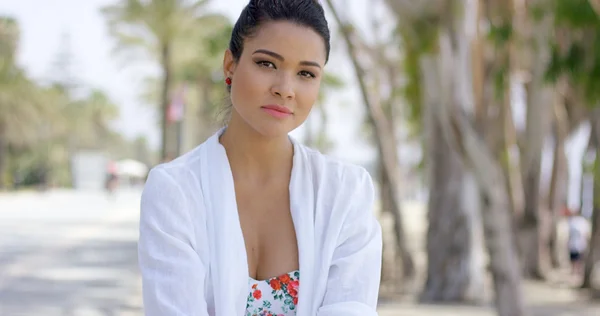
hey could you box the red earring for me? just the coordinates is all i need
[225,77,232,85]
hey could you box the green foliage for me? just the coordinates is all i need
[101,0,210,56]
[0,17,19,73]
[488,21,511,99]
[169,13,233,125]
[322,72,345,90]
[402,46,423,136]
[487,22,513,47]
[547,0,600,104]
[554,0,600,27]
[530,3,548,22]
[494,65,509,100]
[0,15,144,189]
[102,0,235,158]
[398,17,439,137]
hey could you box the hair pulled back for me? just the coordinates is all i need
[229,0,331,65]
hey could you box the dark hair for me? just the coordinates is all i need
[229,0,331,64]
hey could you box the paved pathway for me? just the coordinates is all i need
[0,190,598,315]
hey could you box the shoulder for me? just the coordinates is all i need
[298,143,374,194]
[144,130,219,192]
[141,140,210,214]
[297,144,380,246]
[295,143,375,225]
[150,143,205,182]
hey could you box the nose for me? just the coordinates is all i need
[270,74,295,100]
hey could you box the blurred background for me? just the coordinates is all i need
[1,0,600,315]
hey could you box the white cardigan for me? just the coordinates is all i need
[138,129,382,316]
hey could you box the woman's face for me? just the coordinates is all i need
[223,20,326,138]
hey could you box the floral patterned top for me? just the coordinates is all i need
[246,270,300,316]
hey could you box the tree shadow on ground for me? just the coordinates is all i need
[0,233,142,316]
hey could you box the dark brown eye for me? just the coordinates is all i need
[299,70,316,78]
[256,61,275,68]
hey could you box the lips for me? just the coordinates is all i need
[261,104,293,119]
[261,104,293,114]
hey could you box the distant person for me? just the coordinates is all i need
[138,1,382,315]
[105,161,119,196]
[567,209,590,276]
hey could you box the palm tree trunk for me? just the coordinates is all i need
[160,42,172,161]
[547,91,569,268]
[379,160,395,283]
[520,78,550,279]
[379,161,415,281]
[590,0,600,16]
[582,110,600,289]
[325,0,415,280]
[0,121,6,190]
[471,0,485,132]
[439,98,526,316]
[518,0,553,279]
[198,79,214,142]
[421,101,483,302]
[581,157,599,289]
[418,16,485,301]
[435,12,526,313]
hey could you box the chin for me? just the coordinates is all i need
[231,108,305,139]
[252,122,295,139]
[249,117,302,139]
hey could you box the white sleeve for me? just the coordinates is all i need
[317,168,383,316]
[138,168,209,316]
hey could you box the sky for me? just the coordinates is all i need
[0,0,593,207]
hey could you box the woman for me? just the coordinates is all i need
[138,1,382,315]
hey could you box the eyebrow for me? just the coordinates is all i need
[252,49,322,69]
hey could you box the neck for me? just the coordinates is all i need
[219,113,293,183]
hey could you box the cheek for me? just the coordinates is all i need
[296,82,320,111]
[231,66,267,105]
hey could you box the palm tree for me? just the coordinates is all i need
[68,90,120,149]
[382,0,526,314]
[0,17,49,188]
[101,0,212,161]
[549,0,600,290]
[172,13,233,146]
[0,16,20,188]
[324,0,417,281]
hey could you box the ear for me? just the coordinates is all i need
[223,49,236,79]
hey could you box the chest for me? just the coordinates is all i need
[234,181,299,280]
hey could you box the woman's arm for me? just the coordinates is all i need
[317,168,383,316]
[138,168,209,316]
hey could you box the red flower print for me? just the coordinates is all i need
[279,274,290,284]
[269,279,281,290]
[288,279,299,298]
[247,271,301,314]
[288,287,297,297]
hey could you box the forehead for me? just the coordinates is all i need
[245,20,327,65]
